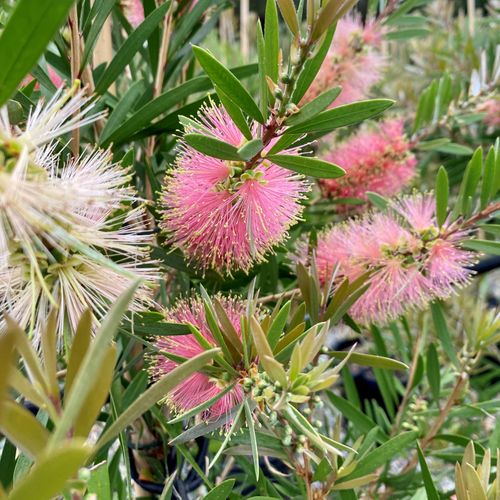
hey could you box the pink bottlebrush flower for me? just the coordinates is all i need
[151,295,246,420]
[302,16,385,107]
[319,120,417,209]
[300,193,475,324]
[161,102,308,275]
[122,0,145,28]
[478,99,500,128]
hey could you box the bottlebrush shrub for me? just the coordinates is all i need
[0,0,498,499]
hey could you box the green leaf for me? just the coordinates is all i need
[205,479,236,500]
[250,317,274,364]
[215,85,253,140]
[478,224,500,236]
[337,432,418,482]
[238,139,264,161]
[267,133,302,155]
[86,462,111,500]
[276,0,300,35]
[193,46,264,123]
[244,399,260,481]
[256,21,268,117]
[264,0,280,84]
[293,26,335,103]
[435,143,474,156]
[268,154,345,178]
[363,192,387,212]
[457,147,483,216]
[332,474,378,490]
[8,441,91,500]
[0,0,75,106]
[480,147,496,208]
[268,301,291,350]
[416,443,440,500]
[435,166,449,227]
[97,348,220,447]
[4,317,48,395]
[50,282,141,447]
[386,28,431,40]
[311,0,356,41]
[416,138,451,151]
[184,133,241,160]
[328,351,408,371]
[287,87,342,126]
[80,0,115,70]
[461,239,500,255]
[95,2,172,95]
[0,401,49,459]
[426,343,441,403]
[430,302,460,369]
[286,99,395,135]
[73,345,116,437]
[326,392,388,441]
[0,325,17,413]
[99,80,146,145]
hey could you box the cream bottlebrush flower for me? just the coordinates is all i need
[0,250,156,349]
[299,194,475,324]
[0,85,104,155]
[319,120,417,208]
[150,295,245,421]
[161,102,309,275]
[302,16,385,107]
[0,145,147,270]
[0,142,157,345]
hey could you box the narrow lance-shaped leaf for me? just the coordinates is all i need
[244,399,260,481]
[455,147,483,217]
[286,99,395,135]
[214,85,253,141]
[435,166,449,227]
[426,343,441,403]
[286,86,342,126]
[461,239,500,256]
[184,133,241,161]
[0,0,75,105]
[193,46,265,123]
[205,480,236,500]
[311,0,357,41]
[293,26,335,103]
[338,432,419,482]
[256,21,268,117]
[264,0,280,84]
[276,0,300,35]
[238,139,264,161]
[480,146,496,208]
[0,401,50,459]
[97,348,221,448]
[8,441,92,500]
[73,344,117,437]
[50,281,140,447]
[269,154,345,179]
[416,442,440,500]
